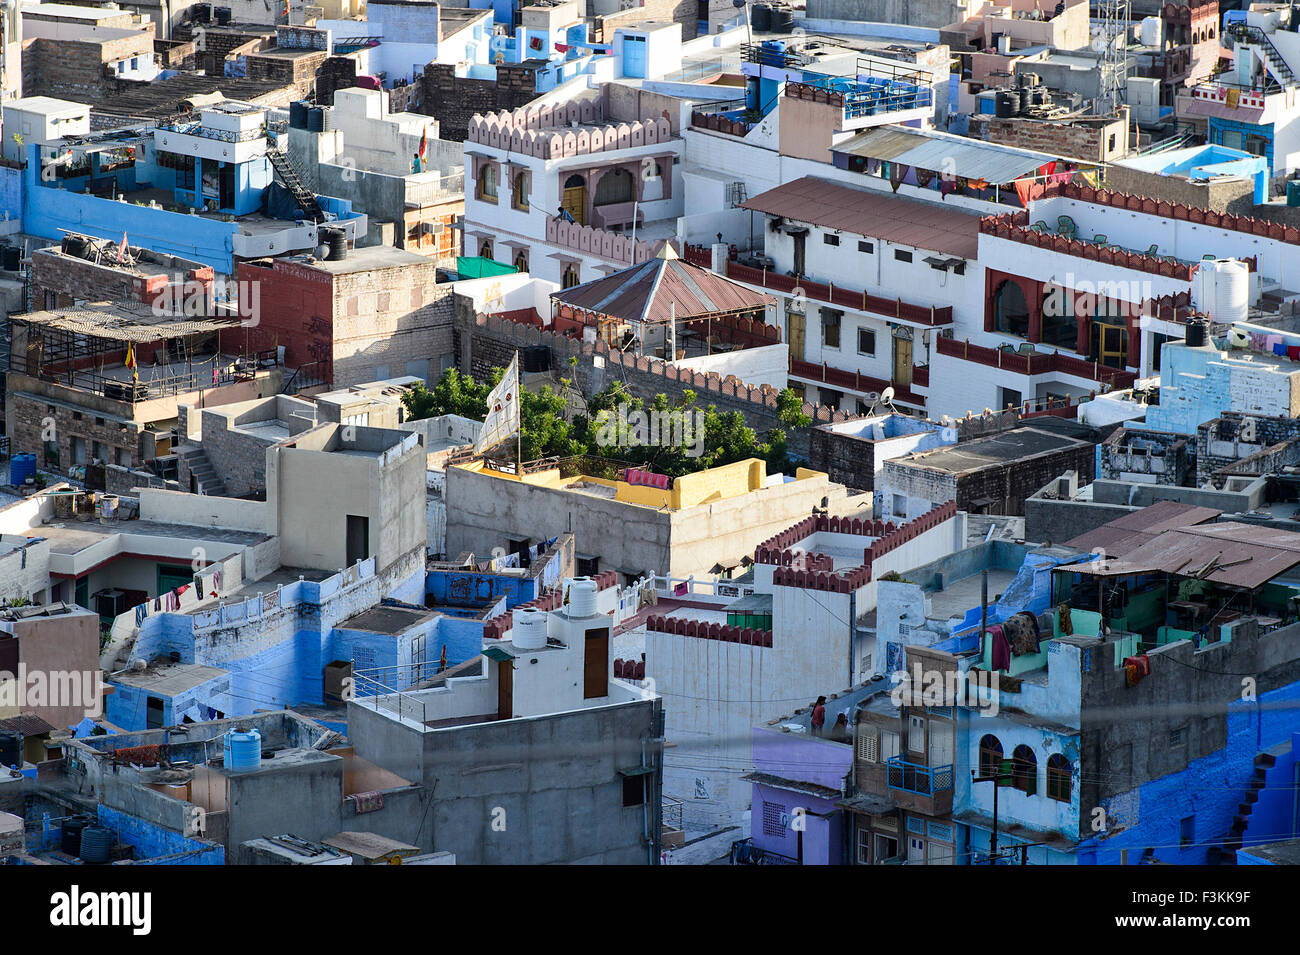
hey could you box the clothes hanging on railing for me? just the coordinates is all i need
[988,624,1011,671]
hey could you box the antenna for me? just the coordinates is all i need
[1097,0,1132,115]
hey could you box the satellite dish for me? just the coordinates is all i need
[881,386,896,405]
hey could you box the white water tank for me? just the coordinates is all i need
[1194,259,1250,324]
[512,608,548,650]
[1139,16,1162,47]
[566,577,599,618]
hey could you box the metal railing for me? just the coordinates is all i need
[886,755,954,795]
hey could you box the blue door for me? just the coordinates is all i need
[623,35,647,79]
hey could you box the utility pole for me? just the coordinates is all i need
[971,759,1014,865]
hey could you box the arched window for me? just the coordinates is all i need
[1011,744,1038,795]
[513,250,528,274]
[562,263,579,289]
[594,167,635,206]
[1046,754,1072,802]
[978,734,1003,779]
[512,170,530,211]
[993,280,1030,338]
[479,238,493,259]
[477,163,498,202]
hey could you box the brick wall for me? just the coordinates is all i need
[419,62,543,142]
[1196,412,1300,486]
[953,439,1096,515]
[808,426,877,491]
[198,409,272,497]
[7,390,140,469]
[1104,163,1253,216]
[969,113,1128,164]
[331,266,454,387]
[314,55,357,105]
[593,0,697,42]
[23,31,155,99]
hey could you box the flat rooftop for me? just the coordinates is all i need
[36,519,269,556]
[185,566,333,611]
[893,427,1090,476]
[279,244,430,274]
[339,605,437,635]
[111,661,227,694]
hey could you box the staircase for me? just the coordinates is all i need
[1231,24,1296,91]
[1208,744,1288,864]
[178,445,227,497]
[266,147,326,223]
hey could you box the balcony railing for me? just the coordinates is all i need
[790,358,926,406]
[936,336,1138,389]
[886,756,954,795]
[722,260,953,327]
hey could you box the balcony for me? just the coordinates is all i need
[721,260,954,328]
[786,78,932,131]
[886,756,954,795]
[936,335,1138,390]
[790,358,926,408]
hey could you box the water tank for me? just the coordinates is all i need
[1289,180,1300,207]
[995,89,1022,118]
[751,2,772,31]
[319,106,335,132]
[1016,72,1039,88]
[566,577,599,618]
[224,728,262,772]
[306,107,324,133]
[79,826,112,864]
[771,4,794,33]
[513,608,548,650]
[61,817,88,856]
[289,101,310,130]
[1030,87,1049,107]
[1193,259,1249,324]
[10,453,36,486]
[1140,16,1162,47]
[214,6,231,25]
[98,494,119,521]
[326,228,348,261]
[0,730,19,768]
[1184,316,1209,348]
[61,235,87,258]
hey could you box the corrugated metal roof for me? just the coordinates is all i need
[550,246,773,325]
[739,176,980,259]
[14,305,240,342]
[1066,501,1222,557]
[836,126,1061,183]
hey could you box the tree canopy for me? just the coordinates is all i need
[402,366,810,478]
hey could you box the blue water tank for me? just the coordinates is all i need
[10,453,36,485]
[224,729,262,772]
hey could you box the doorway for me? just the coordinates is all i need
[346,515,370,566]
[792,230,806,276]
[892,328,913,385]
[788,307,805,361]
[583,627,609,699]
[1090,321,1128,369]
[562,174,586,225]
[496,658,513,720]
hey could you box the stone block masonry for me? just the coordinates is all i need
[419,62,544,142]
[453,304,864,461]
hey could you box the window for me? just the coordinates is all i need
[622,774,646,807]
[146,696,164,729]
[881,730,900,761]
[1046,754,1072,802]
[345,515,369,566]
[821,309,841,349]
[823,232,840,246]
[978,735,1003,778]
[894,249,913,263]
[858,725,880,762]
[479,238,493,260]
[858,240,874,253]
[562,263,580,289]
[513,250,528,274]
[858,328,876,356]
[477,162,498,202]
[512,170,530,211]
[891,493,906,517]
[993,279,1031,338]
[1011,744,1037,795]
[1040,285,1078,348]
[907,714,926,754]
[856,827,872,864]
[1168,726,1186,747]
[762,801,784,837]
[1179,815,1194,848]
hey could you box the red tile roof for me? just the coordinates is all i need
[550,246,775,325]
[740,176,982,259]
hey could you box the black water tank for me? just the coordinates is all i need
[995,89,1022,118]
[326,229,348,261]
[61,817,88,856]
[79,826,113,865]
[2,245,19,271]
[752,2,772,31]
[1030,87,1049,108]
[306,107,324,133]
[214,7,231,25]
[289,101,310,129]
[771,5,794,33]
[61,235,87,258]
[0,730,19,768]
[1185,318,1208,348]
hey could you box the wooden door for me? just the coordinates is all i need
[583,627,609,699]
[788,310,805,361]
[893,332,913,385]
[497,659,513,720]
[562,186,586,225]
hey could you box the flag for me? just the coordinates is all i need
[124,342,138,381]
[473,352,521,454]
[117,232,129,262]
[419,127,427,162]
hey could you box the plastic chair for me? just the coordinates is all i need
[1057,215,1078,238]
[1031,220,1049,232]
[1092,233,1107,245]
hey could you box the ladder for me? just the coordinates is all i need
[266,147,326,223]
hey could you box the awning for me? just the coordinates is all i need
[835,125,1068,183]
[617,765,656,777]
[456,256,518,279]
[482,646,513,662]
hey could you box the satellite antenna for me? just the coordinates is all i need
[881,385,897,412]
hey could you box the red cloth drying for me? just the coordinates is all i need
[989,624,1011,671]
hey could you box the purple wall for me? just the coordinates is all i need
[750,728,854,864]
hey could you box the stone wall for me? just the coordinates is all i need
[1196,411,1300,487]
[419,61,544,142]
[453,303,861,460]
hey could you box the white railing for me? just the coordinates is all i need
[648,573,754,603]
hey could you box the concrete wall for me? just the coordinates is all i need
[137,489,271,534]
